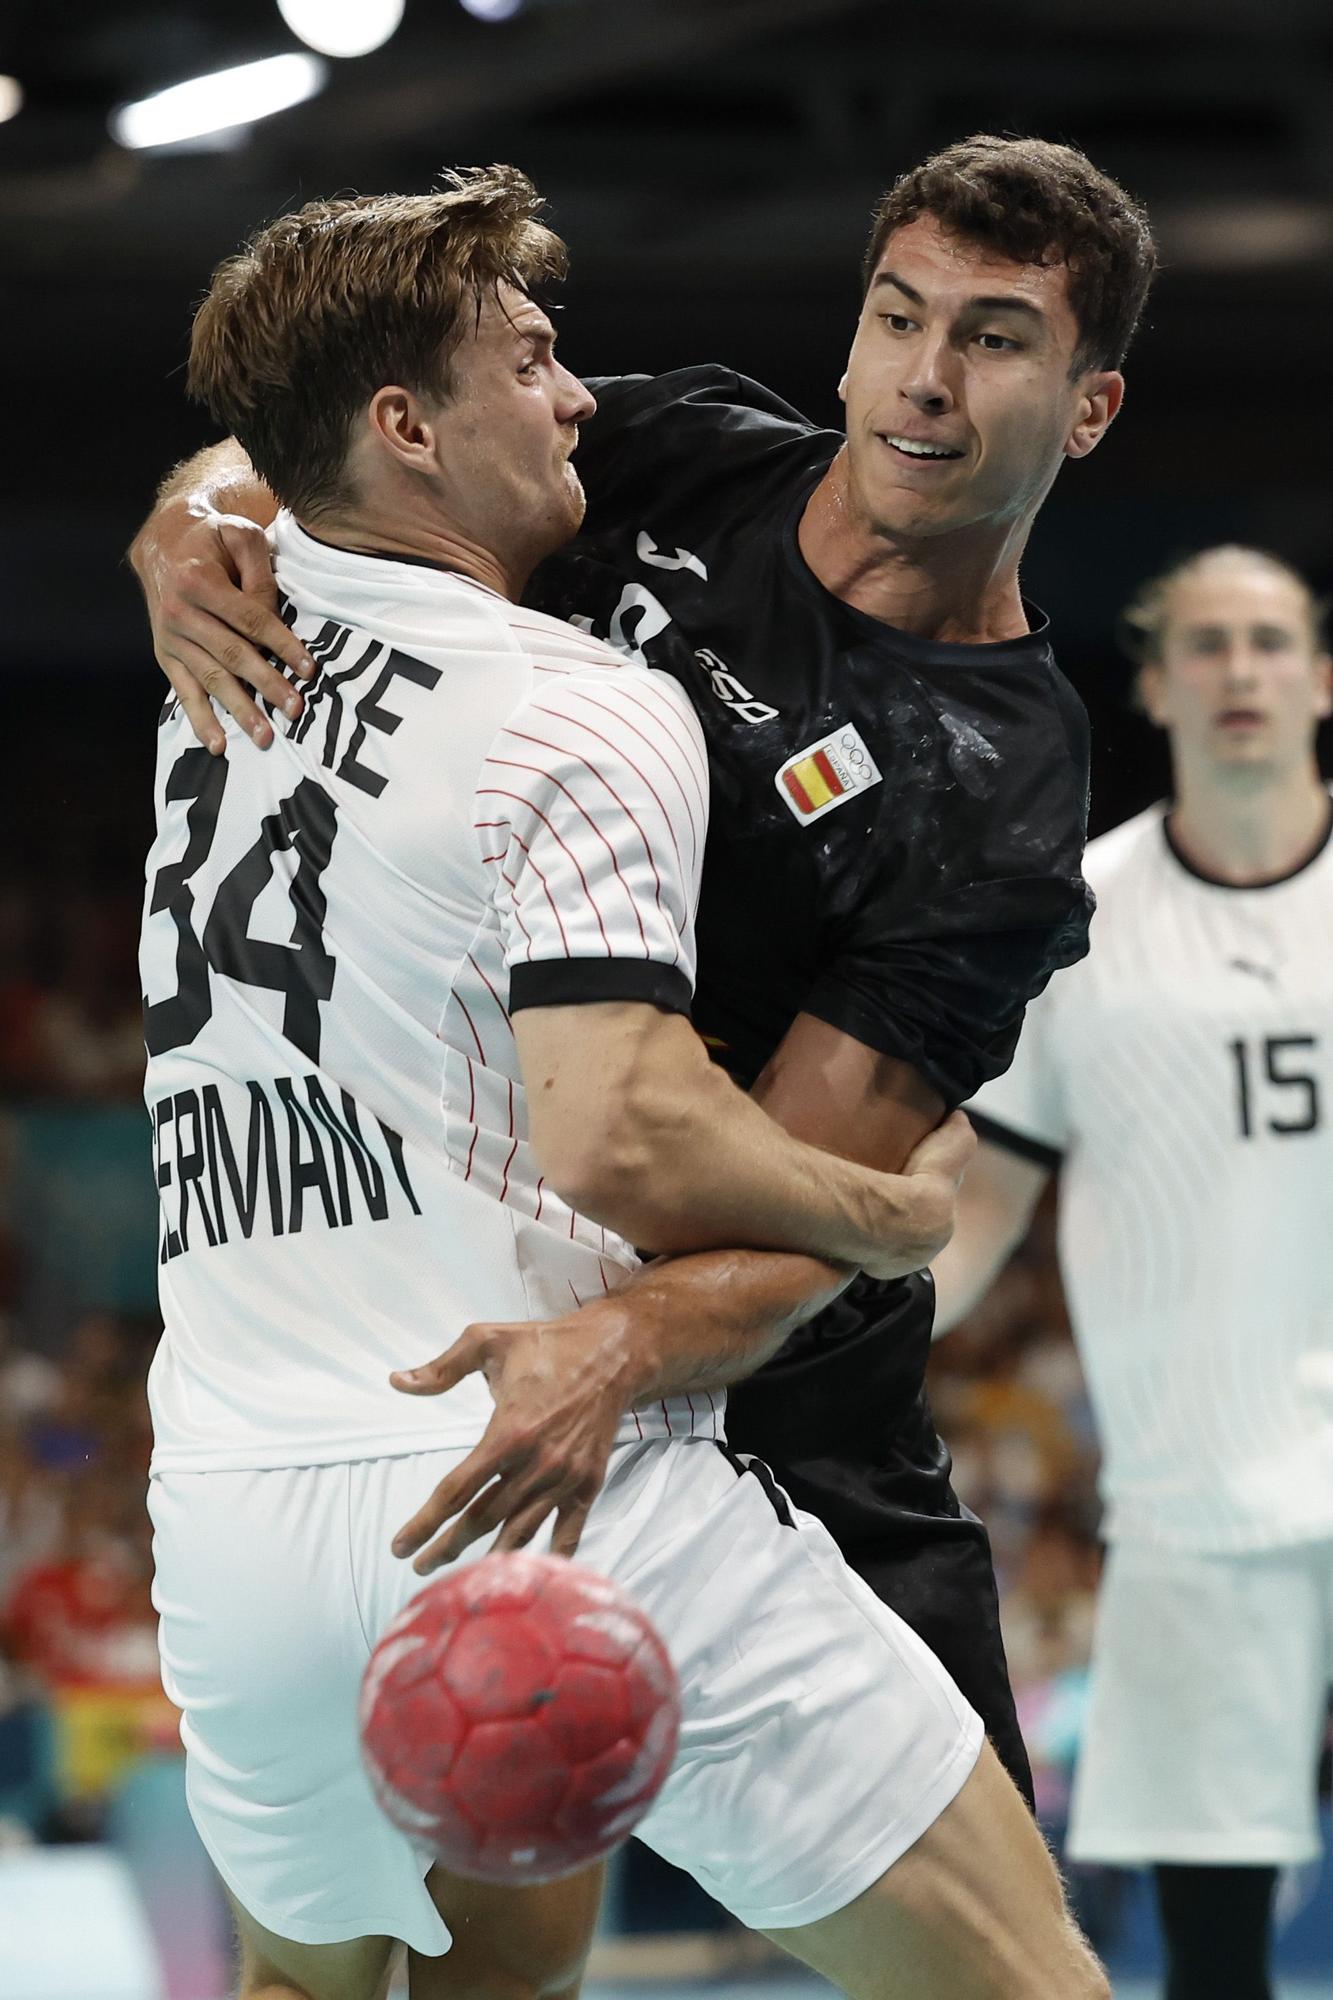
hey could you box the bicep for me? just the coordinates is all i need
[514,1000,705,1186]
[750,1012,946,1172]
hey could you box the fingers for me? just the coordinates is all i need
[409,1463,564,1575]
[163,661,226,757]
[491,1493,563,1556]
[546,1495,593,1561]
[391,1444,504,1561]
[218,522,316,684]
[161,633,275,747]
[907,1109,976,1182]
[389,1327,486,1398]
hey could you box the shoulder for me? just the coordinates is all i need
[583,363,819,441]
[493,656,707,773]
[576,365,833,518]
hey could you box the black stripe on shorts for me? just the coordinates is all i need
[714,1440,796,1529]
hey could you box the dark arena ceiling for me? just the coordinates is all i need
[2,0,1331,672]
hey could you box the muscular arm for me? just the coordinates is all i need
[929,1137,1051,1335]
[607,1016,961,1402]
[392,1013,971,1564]
[515,1003,966,1286]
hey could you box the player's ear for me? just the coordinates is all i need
[1137,661,1169,728]
[1065,371,1124,460]
[837,369,849,405]
[366,385,438,476]
[1313,653,1333,723]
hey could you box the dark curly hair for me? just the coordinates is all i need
[863,135,1156,376]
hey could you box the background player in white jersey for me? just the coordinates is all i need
[146,171,1106,2000]
[932,544,1333,2000]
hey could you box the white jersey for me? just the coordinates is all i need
[970,800,1333,1554]
[141,515,716,1474]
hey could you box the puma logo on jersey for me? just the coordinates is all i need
[776,725,882,824]
[697,649,779,725]
[1230,957,1278,985]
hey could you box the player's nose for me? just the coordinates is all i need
[900,345,956,415]
[557,365,596,425]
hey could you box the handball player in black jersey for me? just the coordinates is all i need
[131,135,1156,1807]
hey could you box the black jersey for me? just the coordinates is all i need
[534,365,1092,1099]
[528,365,1091,1530]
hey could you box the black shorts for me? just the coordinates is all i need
[723,1272,1035,1811]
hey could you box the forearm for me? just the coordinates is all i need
[928,1149,1051,1336]
[129,440,276,582]
[612,1245,854,1403]
[593,1059,947,1279]
[154,439,275,523]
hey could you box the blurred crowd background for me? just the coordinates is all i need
[2,0,1332,1991]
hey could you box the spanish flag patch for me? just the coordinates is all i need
[775,724,882,825]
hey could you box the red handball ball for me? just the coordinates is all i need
[358,1552,681,1884]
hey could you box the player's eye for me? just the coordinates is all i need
[976,331,1020,352]
[1254,627,1294,653]
[880,313,917,334]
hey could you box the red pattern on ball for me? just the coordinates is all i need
[359,1553,681,1883]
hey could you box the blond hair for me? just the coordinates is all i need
[187,165,567,518]
[1120,546,1327,666]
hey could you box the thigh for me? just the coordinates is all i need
[150,1462,455,1957]
[1070,1539,1327,1867]
[230,1888,395,2000]
[577,1437,983,1935]
[761,1741,1107,2000]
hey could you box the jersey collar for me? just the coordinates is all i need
[1162,794,1333,891]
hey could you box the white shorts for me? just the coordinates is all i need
[1068,1536,1333,1867]
[150,1435,981,1954]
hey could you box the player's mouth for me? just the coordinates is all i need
[1216,708,1266,732]
[879,432,965,464]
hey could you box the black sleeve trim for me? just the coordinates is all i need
[508,958,693,1017]
[970,1111,1063,1171]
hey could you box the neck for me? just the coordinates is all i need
[1168,759,1330,884]
[300,495,523,602]
[796,446,1033,644]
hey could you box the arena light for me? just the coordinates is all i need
[458,0,526,20]
[110,53,326,152]
[276,0,405,59]
[0,76,24,125]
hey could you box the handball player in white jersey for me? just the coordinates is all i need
[933,545,1333,2000]
[142,171,1105,2000]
